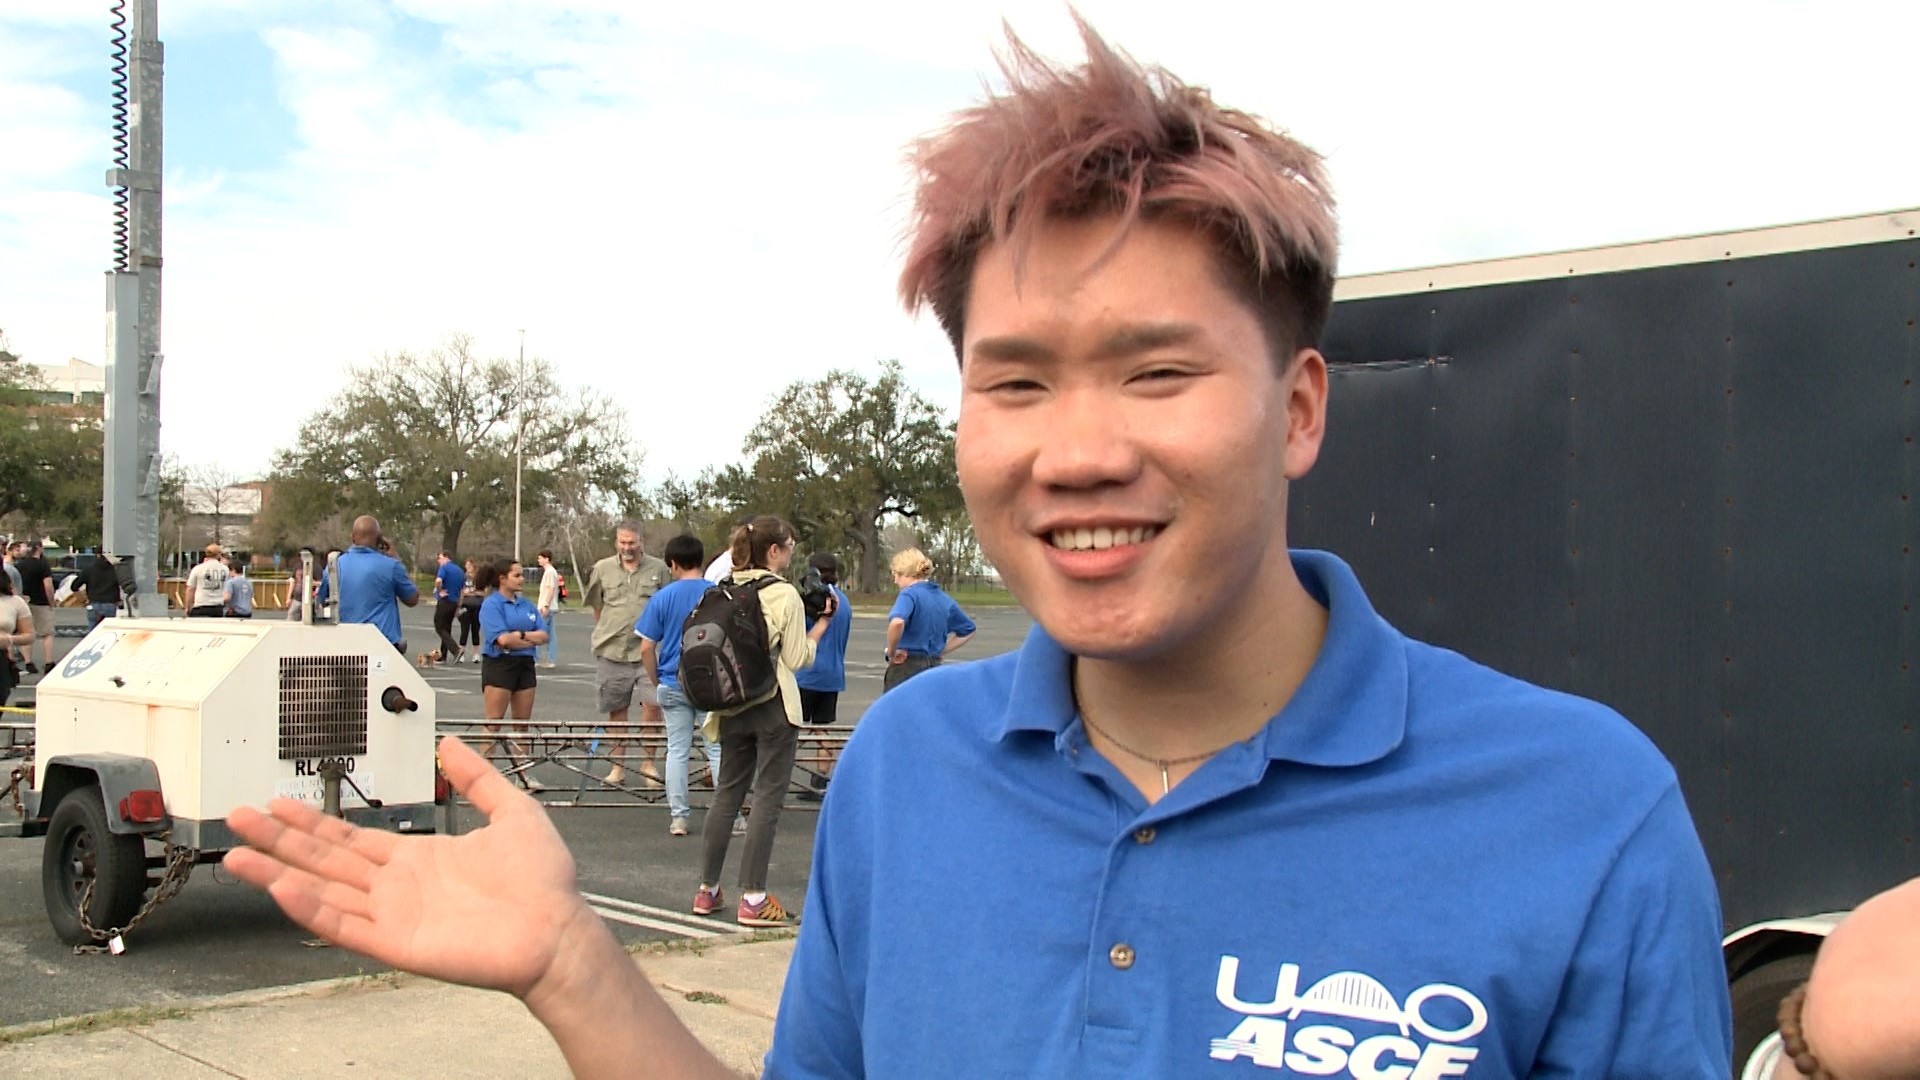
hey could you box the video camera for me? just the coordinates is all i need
[797,564,836,622]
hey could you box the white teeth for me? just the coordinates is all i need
[1048,526,1160,551]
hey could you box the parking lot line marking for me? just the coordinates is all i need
[589,904,732,939]
[582,891,749,937]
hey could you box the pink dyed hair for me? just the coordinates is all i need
[898,15,1338,367]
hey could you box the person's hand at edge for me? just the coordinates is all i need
[225,736,733,1077]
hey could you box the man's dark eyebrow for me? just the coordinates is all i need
[968,336,1056,364]
[1094,322,1203,357]
[968,322,1205,364]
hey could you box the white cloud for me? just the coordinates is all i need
[2,0,1915,495]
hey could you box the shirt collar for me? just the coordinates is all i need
[995,549,1407,769]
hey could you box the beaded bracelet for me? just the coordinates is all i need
[1776,983,1834,1079]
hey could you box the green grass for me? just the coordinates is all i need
[846,586,1023,611]
[0,1004,194,1045]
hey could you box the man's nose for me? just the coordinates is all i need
[1030,389,1141,490]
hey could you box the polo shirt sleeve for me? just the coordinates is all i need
[391,560,419,602]
[479,596,509,650]
[765,806,866,1077]
[886,589,915,623]
[945,598,975,637]
[635,590,666,643]
[1531,782,1732,1074]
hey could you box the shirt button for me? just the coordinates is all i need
[1108,943,1135,970]
[1133,827,1156,845]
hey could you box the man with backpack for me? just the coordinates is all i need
[634,535,725,837]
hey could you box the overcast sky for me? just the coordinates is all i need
[2,0,1913,487]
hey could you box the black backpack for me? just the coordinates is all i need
[678,575,781,713]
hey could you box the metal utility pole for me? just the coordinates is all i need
[513,329,525,562]
[102,0,164,617]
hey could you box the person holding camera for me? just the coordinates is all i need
[795,552,852,798]
[690,516,834,926]
[882,548,975,692]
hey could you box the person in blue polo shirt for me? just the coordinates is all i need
[635,534,725,838]
[224,21,1742,1078]
[881,548,973,692]
[320,516,420,651]
[796,551,852,798]
[478,557,548,789]
[432,550,467,663]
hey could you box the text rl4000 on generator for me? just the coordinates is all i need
[16,616,437,949]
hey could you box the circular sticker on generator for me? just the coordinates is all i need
[60,632,120,680]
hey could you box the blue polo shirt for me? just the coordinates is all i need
[795,585,851,693]
[479,592,542,658]
[330,545,418,644]
[634,577,711,689]
[769,550,1730,1077]
[435,561,466,604]
[886,580,974,657]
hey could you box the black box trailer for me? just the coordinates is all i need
[1293,209,1919,1073]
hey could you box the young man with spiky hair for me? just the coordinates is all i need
[224,20,1734,1077]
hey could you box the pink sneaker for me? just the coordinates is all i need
[736,893,796,928]
[692,884,723,917]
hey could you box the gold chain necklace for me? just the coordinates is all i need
[1077,709,1241,796]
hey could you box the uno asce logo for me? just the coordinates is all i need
[1210,955,1488,1077]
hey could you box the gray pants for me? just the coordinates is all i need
[883,653,941,692]
[699,694,797,892]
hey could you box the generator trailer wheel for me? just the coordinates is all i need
[1730,951,1817,1075]
[42,785,149,946]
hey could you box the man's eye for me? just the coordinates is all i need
[1134,367,1190,383]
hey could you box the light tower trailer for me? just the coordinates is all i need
[1293,208,1918,1073]
[18,618,438,948]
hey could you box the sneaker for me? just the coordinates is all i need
[669,816,689,837]
[468,653,480,664]
[542,661,557,669]
[692,884,723,917]
[736,893,795,927]
[731,815,748,837]
[23,661,39,675]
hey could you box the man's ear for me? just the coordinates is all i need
[1282,348,1329,480]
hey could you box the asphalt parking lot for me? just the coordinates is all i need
[0,596,1031,1029]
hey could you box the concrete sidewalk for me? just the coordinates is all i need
[0,935,794,1078]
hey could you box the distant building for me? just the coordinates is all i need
[180,482,265,550]
[29,359,106,406]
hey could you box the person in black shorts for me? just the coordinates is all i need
[476,558,549,789]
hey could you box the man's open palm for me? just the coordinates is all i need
[225,736,584,999]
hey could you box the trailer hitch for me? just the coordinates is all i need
[317,759,383,817]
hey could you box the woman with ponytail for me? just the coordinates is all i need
[691,515,836,927]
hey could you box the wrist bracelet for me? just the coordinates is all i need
[1777,983,1834,1079]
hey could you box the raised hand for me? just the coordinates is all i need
[225,735,590,999]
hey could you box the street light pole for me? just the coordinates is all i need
[513,329,524,563]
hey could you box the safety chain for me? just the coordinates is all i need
[2,766,23,818]
[73,842,200,955]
